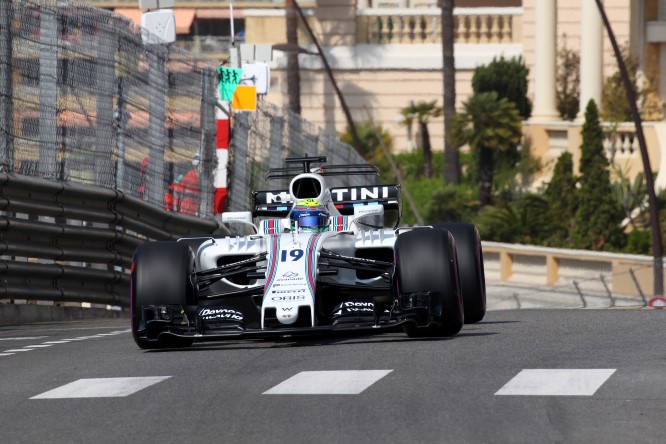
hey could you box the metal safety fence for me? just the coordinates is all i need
[0,173,229,308]
[227,101,374,211]
[0,0,218,217]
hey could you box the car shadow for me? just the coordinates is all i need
[144,329,498,353]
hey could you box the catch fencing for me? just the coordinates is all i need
[0,0,218,217]
[227,101,375,211]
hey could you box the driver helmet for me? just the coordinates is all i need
[290,202,330,232]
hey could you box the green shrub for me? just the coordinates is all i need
[472,56,532,119]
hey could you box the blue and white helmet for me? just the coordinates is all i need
[290,201,330,232]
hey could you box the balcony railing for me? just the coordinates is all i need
[534,120,662,191]
[357,7,522,45]
[173,35,234,55]
[86,0,278,5]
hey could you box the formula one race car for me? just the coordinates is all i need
[131,156,485,349]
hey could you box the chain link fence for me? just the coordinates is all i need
[0,0,218,216]
[227,100,374,211]
[0,0,370,217]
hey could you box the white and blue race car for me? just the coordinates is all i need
[130,156,486,349]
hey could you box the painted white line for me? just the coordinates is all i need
[4,349,34,353]
[31,377,172,399]
[0,337,48,341]
[0,353,15,356]
[263,370,393,395]
[62,338,87,341]
[24,345,53,348]
[495,369,617,396]
[42,341,70,344]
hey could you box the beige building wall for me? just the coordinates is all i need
[522,0,632,101]
[268,68,475,152]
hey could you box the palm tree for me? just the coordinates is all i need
[285,0,301,115]
[451,91,522,206]
[400,100,442,178]
[474,193,550,243]
[441,0,459,184]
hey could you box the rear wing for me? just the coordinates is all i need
[253,185,401,217]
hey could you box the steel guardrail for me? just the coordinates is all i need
[0,173,231,309]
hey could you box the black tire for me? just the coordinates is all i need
[435,223,486,324]
[394,228,464,336]
[131,241,196,349]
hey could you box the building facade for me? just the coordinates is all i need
[91,0,666,188]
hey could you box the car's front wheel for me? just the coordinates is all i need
[435,223,486,324]
[394,228,464,337]
[131,241,196,349]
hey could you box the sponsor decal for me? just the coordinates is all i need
[282,271,299,278]
[265,191,291,203]
[198,308,244,321]
[332,300,377,316]
[342,301,374,313]
[296,199,321,207]
[271,295,306,302]
[330,186,391,202]
[272,289,306,294]
[224,215,250,221]
[275,277,304,282]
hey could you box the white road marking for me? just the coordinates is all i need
[0,329,130,358]
[263,370,393,395]
[495,369,617,396]
[31,377,172,399]
[0,337,48,341]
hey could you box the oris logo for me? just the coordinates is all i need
[271,295,306,302]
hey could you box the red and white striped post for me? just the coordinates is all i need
[214,95,230,214]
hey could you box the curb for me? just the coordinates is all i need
[0,304,129,327]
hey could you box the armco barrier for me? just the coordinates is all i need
[482,241,663,301]
[0,173,231,312]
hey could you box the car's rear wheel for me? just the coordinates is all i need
[394,228,464,336]
[131,241,196,349]
[436,223,486,324]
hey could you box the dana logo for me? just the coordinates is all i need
[198,308,243,321]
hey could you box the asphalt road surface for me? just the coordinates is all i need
[1,308,665,444]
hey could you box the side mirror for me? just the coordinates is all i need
[352,205,384,229]
[219,211,257,233]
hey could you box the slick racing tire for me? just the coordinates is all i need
[131,241,196,349]
[394,228,464,337]
[436,223,486,324]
